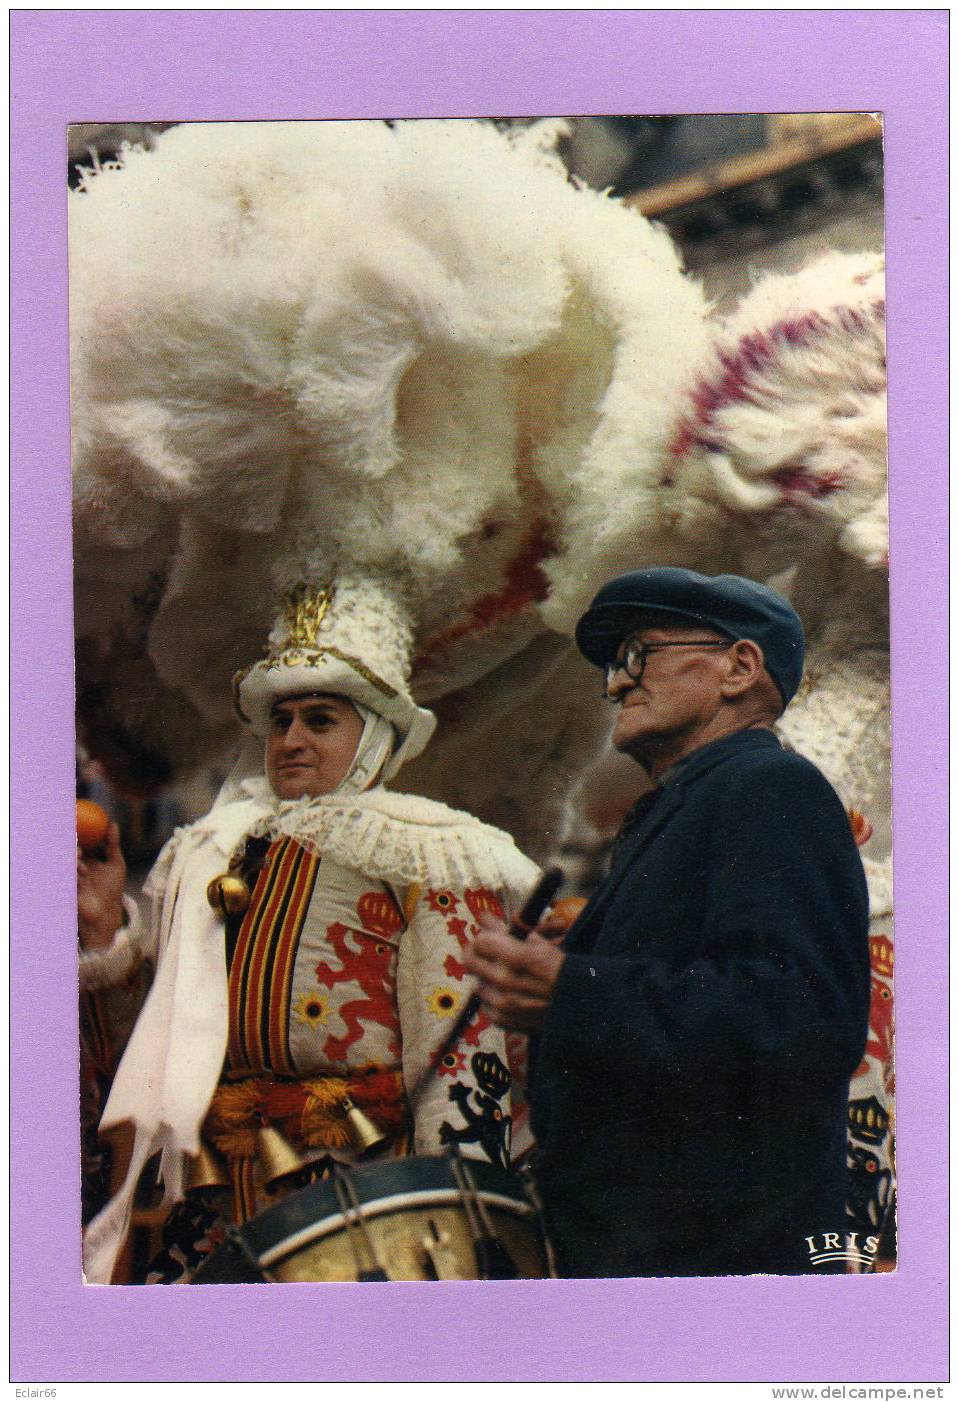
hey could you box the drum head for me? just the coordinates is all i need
[192,1155,547,1283]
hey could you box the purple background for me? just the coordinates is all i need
[11,10,947,1383]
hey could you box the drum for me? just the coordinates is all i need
[191,1154,552,1282]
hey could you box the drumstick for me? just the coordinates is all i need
[507,867,566,941]
[409,867,565,1108]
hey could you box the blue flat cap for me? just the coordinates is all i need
[575,567,805,706]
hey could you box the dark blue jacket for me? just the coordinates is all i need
[531,728,870,1277]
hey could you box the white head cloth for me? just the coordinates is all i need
[213,697,397,811]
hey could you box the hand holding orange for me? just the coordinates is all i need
[76,798,111,853]
[537,895,587,943]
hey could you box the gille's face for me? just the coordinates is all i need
[265,695,365,799]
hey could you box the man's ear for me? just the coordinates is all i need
[720,639,766,697]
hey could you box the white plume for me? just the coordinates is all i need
[71,122,887,889]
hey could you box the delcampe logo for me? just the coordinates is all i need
[804,1231,880,1269]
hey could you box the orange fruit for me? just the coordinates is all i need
[544,896,588,930]
[76,798,110,852]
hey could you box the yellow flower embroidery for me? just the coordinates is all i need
[293,992,330,1028]
[426,986,461,1019]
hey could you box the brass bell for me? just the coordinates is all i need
[185,1141,230,1191]
[207,873,251,917]
[341,1096,389,1158]
[256,1123,308,1191]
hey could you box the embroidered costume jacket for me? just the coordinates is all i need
[531,728,871,1277]
[82,784,538,1284]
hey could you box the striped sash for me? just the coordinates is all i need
[227,837,321,1075]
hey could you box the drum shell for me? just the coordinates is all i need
[191,1155,547,1283]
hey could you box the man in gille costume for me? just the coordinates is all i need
[81,578,539,1283]
[72,120,892,1280]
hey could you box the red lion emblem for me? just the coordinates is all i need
[854,934,894,1078]
[314,922,401,1062]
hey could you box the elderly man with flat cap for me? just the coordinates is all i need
[466,567,870,1277]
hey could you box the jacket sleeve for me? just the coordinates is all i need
[78,894,150,991]
[396,885,516,1168]
[540,755,871,1090]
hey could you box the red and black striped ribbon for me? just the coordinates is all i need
[227,837,320,1076]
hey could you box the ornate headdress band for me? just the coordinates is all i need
[232,576,436,769]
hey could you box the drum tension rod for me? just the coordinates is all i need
[332,1165,391,1282]
[516,1163,559,1279]
[448,1149,519,1280]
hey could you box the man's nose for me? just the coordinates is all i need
[281,717,309,748]
[606,665,636,701]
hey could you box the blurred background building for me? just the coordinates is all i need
[559,111,882,309]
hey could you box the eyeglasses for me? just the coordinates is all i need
[603,639,731,699]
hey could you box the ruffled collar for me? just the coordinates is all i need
[151,781,540,901]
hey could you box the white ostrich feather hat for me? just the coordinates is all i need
[233,576,437,771]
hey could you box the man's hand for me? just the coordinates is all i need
[463,913,565,1034]
[77,821,127,950]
